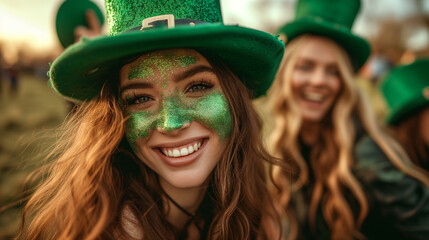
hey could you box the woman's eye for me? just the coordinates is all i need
[126,95,153,105]
[296,64,312,72]
[327,68,340,76]
[186,81,214,93]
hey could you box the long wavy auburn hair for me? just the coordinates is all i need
[18,56,282,239]
[389,112,429,171]
[269,35,429,240]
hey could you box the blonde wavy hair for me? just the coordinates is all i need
[269,35,429,240]
[18,58,281,239]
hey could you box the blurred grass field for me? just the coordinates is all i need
[0,73,68,239]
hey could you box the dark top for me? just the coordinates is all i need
[294,133,429,240]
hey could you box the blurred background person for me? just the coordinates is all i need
[381,59,429,172]
[0,47,3,97]
[55,0,105,112]
[356,0,429,123]
[55,0,105,48]
[6,64,19,97]
[268,0,429,239]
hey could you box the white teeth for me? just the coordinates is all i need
[162,141,203,158]
[173,149,180,157]
[304,93,324,102]
[188,145,194,154]
[180,147,188,155]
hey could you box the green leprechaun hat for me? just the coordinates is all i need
[277,0,370,71]
[381,59,429,125]
[55,0,105,48]
[48,0,285,101]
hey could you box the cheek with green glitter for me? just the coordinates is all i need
[128,53,199,88]
[125,91,232,144]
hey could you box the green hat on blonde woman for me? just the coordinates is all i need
[48,0,285,101]
[381,58,429,125]
[277,0,370,71]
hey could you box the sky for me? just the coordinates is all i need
[0,0,428,63]
[0,0,104,51]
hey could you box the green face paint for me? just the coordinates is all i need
[126,90,232,143]
[128,52,199,88]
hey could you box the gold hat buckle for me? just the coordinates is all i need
[141,14,175,30]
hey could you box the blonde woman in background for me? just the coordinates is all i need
[269,0,429,239]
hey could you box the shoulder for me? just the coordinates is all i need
[352,133,414,200]
[354,134,385,164]
[352,133,429,212]
[353,136,429,239]
[353,134,395,177]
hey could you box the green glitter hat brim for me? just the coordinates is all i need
[49,24,284,101]
[278,18,370,71]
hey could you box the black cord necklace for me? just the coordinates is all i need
[162,190,204,236]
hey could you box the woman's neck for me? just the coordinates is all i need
[300,121,321,146]
[159,178,208,231]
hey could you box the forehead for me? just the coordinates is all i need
[120,49,209,79]
[133,48,206,66]
[297,36,339,64]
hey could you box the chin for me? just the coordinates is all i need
[302,113,325,123]
[162,170,211,189]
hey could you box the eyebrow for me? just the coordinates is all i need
[297,57,337,66]
[120,65,216,94]
[174,65,216,83]
[120,82,153,94]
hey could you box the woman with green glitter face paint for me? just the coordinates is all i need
[115,48,282,239]
[18,0,287,239]
[120,48,232,194]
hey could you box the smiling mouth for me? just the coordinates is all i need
[159,139,204,158]
[302,92,326,102]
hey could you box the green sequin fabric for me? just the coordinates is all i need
[105,0,223,35]
[126,91,232,143]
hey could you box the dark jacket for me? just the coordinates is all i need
[293,134,429,240]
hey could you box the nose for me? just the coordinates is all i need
[157,121,191,134]
[157,97,191,134]
[308,68,326,86]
